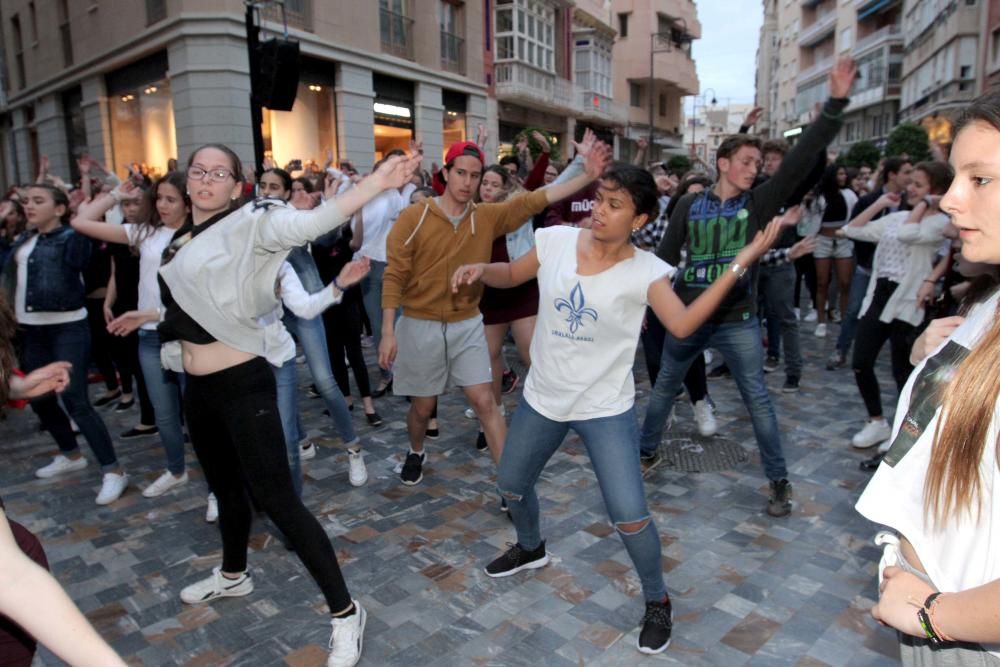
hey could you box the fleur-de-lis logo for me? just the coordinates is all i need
[554,282,598,333]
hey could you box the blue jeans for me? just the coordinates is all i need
[273,358,303,498]
[284,314,358,445]
[640,317,788,481]
[20,319,118,470]
[835,265,872,357]
[759,264,802,378]
[498,399,667,602]
[361,259,391,381]
[137,329,186,475]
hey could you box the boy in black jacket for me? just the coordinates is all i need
[639,57,857,517]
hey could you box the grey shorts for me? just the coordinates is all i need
[392,314,493,397]
[814,234,854,259]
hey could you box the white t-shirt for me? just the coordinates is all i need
[357,184,415,263]
[124,224,175,331]
[856,290,1000,658]
[524,226,675,421]
[14,234,87,326]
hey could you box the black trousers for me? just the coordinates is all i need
[323,299,372,399]
[851,278,916,418]
[183,358,351,612]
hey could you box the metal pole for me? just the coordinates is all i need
[245,2,265,178]
[648,33,655,153]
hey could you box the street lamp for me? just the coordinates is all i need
[690,87,717,160]
[647,17,689,155]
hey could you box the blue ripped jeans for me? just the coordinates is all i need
[497,398,667,602]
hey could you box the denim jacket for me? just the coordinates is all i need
[503,154,587,261]
[1,226,92,312]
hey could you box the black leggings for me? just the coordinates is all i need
[794,250,817,310]
[183,358,351,612]
[85,298,123,392]
[323,300,371,399]
[851,278,916,418]
[640,307,707,403]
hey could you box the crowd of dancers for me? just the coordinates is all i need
[2,53,1000,666]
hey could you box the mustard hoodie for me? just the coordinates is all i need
[383,188,549,322]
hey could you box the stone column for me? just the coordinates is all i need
[11,107,33,184]
[335,63,375,174]
[168,34,255,170]
[34,94,71,182]
[81,75,114,170]
[415,82,444,164]
[469,93,491,159]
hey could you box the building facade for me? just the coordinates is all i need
[683,101,753,166]
[0,0,490,187]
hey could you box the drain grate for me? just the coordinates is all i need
[657,431,750,472]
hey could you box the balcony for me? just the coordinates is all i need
[578,91,627,125]
[798,9,837,47]
[440,31,465,75]
[620,49,698,96]
[262,0,312,32]
[855,0,901,17]
[495,62,578,114]
[853,24,902,56]
[380,8,414,60]
[796,56,834,85]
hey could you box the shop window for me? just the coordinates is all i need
[373,74,414,161]
[495,0,555,72]
[442,90,467,161]
[262,81,336,172]
[108,79,176,179]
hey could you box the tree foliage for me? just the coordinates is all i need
[840,140,881,169]
[666,155,693,176]
[886,123,931,162]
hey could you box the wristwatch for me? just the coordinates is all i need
[729,263,748,279]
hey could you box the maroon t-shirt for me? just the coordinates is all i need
[543,182,597,227]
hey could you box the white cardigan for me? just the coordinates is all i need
[843,209,951,326]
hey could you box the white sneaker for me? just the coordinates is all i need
[814,323,827,338]
[205,493,219,523]
[95,472,129,505]
[348,448,368,487]
[464,407,476,420]
[180,566,253,604]
[804,309,818,322]
[794,307,801,320]
[35,454,88,479]
[142,470,189,498]
[300,441,317,461]
[852,419,892,449]
[327,601,366,667]
[693,399,718,437]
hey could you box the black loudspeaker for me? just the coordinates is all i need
[256,38,300,111]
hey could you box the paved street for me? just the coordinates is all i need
[2,331,902,666]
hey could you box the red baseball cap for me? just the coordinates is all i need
[444,141,485,167]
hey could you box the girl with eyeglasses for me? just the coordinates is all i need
[162,144,417,667]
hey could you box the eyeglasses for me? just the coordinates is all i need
[187,166,234,183]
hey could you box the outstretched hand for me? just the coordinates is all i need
[12,362,72,400]
[735,216,789,267]
[371,153,422,192]
[107,310,155,337]
[583,141,612,180]
[743,106,764,128]
[336,256,371,289]
[451,264,485,293]
[571,128,597,159]
[829,56,857,99]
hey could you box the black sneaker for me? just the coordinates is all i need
[767,478,792,517]
[400,451,425,485]
[475,431,488,451]
[484,541,549,578]
[365,411,383,427]
[707,363,731,379]
[425,427,440,440]
[114,398,135,412]
[501,369,519,394]
[782,376,800,393]
[826,350,846,370]
[763,356,780,374]
[859,451,885,472]
[638,596,673,654]
[120,426,159,440]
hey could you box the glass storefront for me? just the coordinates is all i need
[442,89,467,162]
[105,52,176,179]
[373,73,414,160]
[262,57,337,171]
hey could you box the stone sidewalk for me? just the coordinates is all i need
[1,334,902,666]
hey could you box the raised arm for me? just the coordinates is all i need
[541,142,612,207]
[69,184,141,245]
[451,247,541,292]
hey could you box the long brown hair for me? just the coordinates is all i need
[0,291,18,411]
[924,91,1000,527]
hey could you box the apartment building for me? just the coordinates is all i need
[683,101,754,165]
[755,0,781,136]
[610,0,701,162]
[981,0,1000,90]
[0,0,489,186]
[900,0,987,146]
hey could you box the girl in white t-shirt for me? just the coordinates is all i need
[452,163,789,656]
[857,92,1000,665]
[71,173,194,501]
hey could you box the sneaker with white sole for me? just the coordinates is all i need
[400,451,425,485]
[485,541,550,578]
[464,407,477,420]
[95,471,129,505]
[35,454,88,479]
[804,309,818,322]
[205,493,219,523]
[347,448,367,487]
[142,470,189,498]
[852,419,891,449]
[637,596,673,654]
[180,566,253,604]
[692,399,717,437]
[300,441,317,461]
[327,600,366,667]
[814,323,827,338]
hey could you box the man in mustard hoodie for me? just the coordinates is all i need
[380,139,610,486]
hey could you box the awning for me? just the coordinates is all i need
[858,0,891,21]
